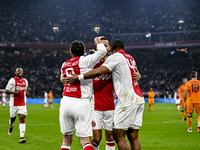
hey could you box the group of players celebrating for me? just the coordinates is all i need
[178,72,200,133]
[4,36,200,150]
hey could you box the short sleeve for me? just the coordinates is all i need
[25,79,28,90]
[102,55,119,71]
[5,78,15,91]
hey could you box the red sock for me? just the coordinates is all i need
[83,144,94,150]
[91,139,99,147]
[60,145,70,150]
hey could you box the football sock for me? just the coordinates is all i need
[198,116,200,126]
[9,119,14,127]
[181,110,185,119]
[187,116,192,129]
[151,104,154,111]
[60,145,70,150]
[106,141,115,150]
[91,140,99,150]
[83,144,94,150]
[51,104,53,108]
[19,122,25,138]
[3,103,5,107]
[148,104,150,110]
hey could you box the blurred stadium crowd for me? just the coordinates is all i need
[1,48,200,98]
[0,0,199,44]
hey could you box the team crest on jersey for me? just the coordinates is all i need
[92,121,96,127]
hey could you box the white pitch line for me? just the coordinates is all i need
[0,123,59,127]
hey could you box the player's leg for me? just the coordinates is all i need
[186,103,193,132]
[8,106,17,135]
[3,99,6,108]
[103,110,115,150]
[91,129,102,150]
[148,103,151,111]
[18,113,26,143]
[105,130,115,150]
[79,137,94,150]
[51,102,54,108]
[127,129,141,150]
[180,100,186,120]
[113,129,130,150]
[194,103,200,132]
[151,103,154,111]
[61,134,73,150]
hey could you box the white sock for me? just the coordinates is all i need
[61,145,70,150]
[3,103,5,107]
[106,141,115,150]
[19,122,26,138]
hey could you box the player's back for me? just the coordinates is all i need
[61,43,107,99]
[186,80,200,103]
[103,50,144,107]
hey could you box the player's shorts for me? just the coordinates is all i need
[3,98,6,102]
[59,96,93,137]
[175,99,180,104]
[10,106,27,118]
[44,98,47,103]
[180,100,184,107]
[92,110,114,131]
[113,104,144,130]
[186,103,200,114]
[49,99,53,103]
[148,99,154,104]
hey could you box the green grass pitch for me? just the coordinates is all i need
[0,103,199,150]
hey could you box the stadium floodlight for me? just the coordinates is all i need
[145,32,151,38]
[94,26,101,34]
[178,20,184,24]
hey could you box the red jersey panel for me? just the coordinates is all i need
[62,56,82,98]
[117,50,143,97]
[93,60,115,111]
[14,77,26,106]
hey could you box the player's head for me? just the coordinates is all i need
[111,40,124,54]
[70,40,85,57]
[182,78,188,84]
[190,71,198,79]
[100,37,111,53]
[50,90,52,93]
[150,88,153,91]
[15,68,23,78]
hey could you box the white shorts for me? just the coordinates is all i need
[44,99,47,103]
[3,98,6,102]
[113,104,144,130]
[92,110,114,131]
[175,99,180,104]
[59,96,93,137]
[10,106,27,118]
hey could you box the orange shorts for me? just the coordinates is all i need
[148,99,154,104]
[186,103,200,114]
[49,99,53,103]
[180,100,184,107]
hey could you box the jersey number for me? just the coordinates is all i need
[192,84,199,93]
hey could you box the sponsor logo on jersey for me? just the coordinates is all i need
[16,86,26,91]
[66,87,77,92]
[94,74,111,81]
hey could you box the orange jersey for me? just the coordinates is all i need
[148,91,155,100]
[48,93,53,100]
[185,80,200,103]
[178,84,186,100]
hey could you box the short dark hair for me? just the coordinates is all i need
[70,40,85,56]
[190,71,198,78]
[100,37,108,41]
[111,40,124,50]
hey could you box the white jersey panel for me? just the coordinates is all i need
[102,53,144,107]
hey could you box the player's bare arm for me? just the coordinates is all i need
[5,90,21,94]
[184,89,188,108]
[134,68,141,81]
[67,66,110,85]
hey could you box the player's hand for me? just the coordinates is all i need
[66,74,79,85]
[134,69,141,81]
[94,36,104,45]
[60,73,68,85]
[26,91,29,97]
[16,90,21,94]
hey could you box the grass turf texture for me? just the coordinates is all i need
[0,103,199,150]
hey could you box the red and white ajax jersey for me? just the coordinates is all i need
[6,76,28,106]
[102,49,144,107]
[93,60,115,111]
[61,43,107,99]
